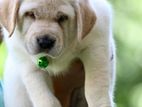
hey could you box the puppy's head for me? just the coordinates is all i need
[0,0,96,58]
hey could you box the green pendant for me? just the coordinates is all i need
[38,56,49,68]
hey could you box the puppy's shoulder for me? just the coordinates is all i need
[90,0,113,21]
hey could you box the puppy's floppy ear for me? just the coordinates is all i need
[75,0,96,41]
[0,0,20,37]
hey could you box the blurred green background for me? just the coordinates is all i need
[0,43,6,78]
[0,0,142,107]
[111,0,142,107]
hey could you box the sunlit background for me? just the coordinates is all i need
[0,0,142,107]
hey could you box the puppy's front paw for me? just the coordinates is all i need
[34,98,62,107]
[49,99,62,107]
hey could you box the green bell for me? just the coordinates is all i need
[38,56,49,68]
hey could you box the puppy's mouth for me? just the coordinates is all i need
[27,44,63,59]
[29,44,66,70]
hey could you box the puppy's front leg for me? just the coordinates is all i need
[80,47,115,107]
[21,63,61,107]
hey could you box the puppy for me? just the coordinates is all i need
[0,0,116,107]
[0,26,2,43]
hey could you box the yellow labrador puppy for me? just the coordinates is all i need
[0,0,115,107]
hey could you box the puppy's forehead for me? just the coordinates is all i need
[20,0,74,18]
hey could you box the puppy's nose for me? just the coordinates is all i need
[37,36,55,50]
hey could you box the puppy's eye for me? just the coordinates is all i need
[57,15,68,23]
[24,11,35,19]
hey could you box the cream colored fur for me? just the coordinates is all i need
[0,0,116,107]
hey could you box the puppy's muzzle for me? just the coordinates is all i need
[37,35,56,52]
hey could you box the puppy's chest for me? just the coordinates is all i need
[52,59,86,107]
